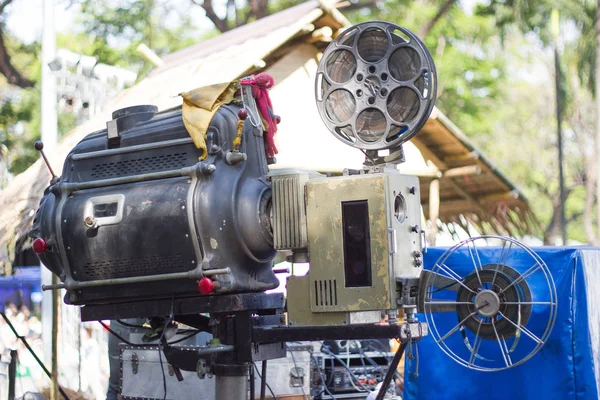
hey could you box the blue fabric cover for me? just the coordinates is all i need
[404,247,599,400]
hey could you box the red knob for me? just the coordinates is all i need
[274,115,281,124]
[33,238,47,255]
[198,277,214,295]
[238,109,248,120]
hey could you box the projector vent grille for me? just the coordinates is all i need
[314,279,338,307]
[272,174,308,249]
[80,254,186,280]
[90,152,188,179]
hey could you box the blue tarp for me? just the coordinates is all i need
[404,247,600,400]
[0,266,41,308]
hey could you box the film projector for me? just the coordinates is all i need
[30,21,557,399]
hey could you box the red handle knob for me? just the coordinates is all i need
[198,277,214,295]
[33,238,47,255]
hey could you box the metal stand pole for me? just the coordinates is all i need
[51,275,59,400]
[375,340,408,400]
[260,361,267,400]
[214,364,248,400]
[8,349,17,400]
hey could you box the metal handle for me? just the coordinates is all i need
[388,228,397,254]
[421,229,427,254]
[82,194,125,228]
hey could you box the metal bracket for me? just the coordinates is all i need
[131,352,138,375]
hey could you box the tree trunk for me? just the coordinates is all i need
[596,0,600,245]
[419,0,456,38]
[0,28,34,88]
[195,0,230,32]
[249,0,268,20]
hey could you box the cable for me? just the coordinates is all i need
[99,321,136,346]
[253,362,277,400]
[321,346,372,393]
[158,299,176,400]
[166,330,202,345]
[310,353,337,400]
[0,313,71,400]
[100,320,201,346]
[116,319,148,329]
[285,344,309,400]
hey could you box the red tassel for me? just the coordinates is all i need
[240,73,278,158]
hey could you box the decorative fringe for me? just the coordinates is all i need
[240,73,278,158]
[233,119,244,151]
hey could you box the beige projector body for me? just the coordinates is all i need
[270,168,423,326]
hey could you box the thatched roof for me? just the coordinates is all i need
[0,0,535,273]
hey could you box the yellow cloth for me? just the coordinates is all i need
[180,81,239,159]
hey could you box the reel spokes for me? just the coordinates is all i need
[423,236,557,371]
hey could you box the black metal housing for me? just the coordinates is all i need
[31,103,278,307]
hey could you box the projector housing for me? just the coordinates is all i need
[31,103,278,306]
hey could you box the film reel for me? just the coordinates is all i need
[423,236,557,371]
[315,21,437,151]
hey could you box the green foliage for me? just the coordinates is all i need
[352,0,506,138]
[350,0,594,242]
[0,87,38,174]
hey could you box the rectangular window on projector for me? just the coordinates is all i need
[341,200,372,287]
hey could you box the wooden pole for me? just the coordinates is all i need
[596,0,600,244]
[428,179,440,245]
[51,274,59,400]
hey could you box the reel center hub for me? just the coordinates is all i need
[363,75,381,97]
[474,289,501,317]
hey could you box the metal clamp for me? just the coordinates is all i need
[399,322,428,342]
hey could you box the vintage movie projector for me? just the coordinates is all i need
[30,20,556,399]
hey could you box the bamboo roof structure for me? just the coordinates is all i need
[0,0,536,274]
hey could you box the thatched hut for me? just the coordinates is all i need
[0,0,535,274]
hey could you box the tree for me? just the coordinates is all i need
[352,0,506,138]
[0,0,34,88]
[476,0,599,244]
[190,0,305,33]
[78,0,201,79]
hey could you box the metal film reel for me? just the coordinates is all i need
[423,236,557,371]
[315,21,437,151]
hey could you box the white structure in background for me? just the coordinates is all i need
[51,48,137,124]
[36,48,136,397]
